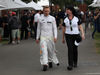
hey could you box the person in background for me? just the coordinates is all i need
[20,12,30,40]
[8,11,13,44]
[77,10,82,23]
[3,13,9,38]
[81,11,84,23]
[85,9,91,31]
[59,10,64,30]
[57,10,61,28]
[40,10,44,16]
[62,5,85,71]
[50,10,56,18]
[30,10,35,38]
[0,16,4,45]
[9,12,20,44]
[27,12,31,38]
[34,10,41,40]
[90,11,94,27]
[92,9,100,39]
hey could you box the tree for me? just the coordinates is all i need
[51,0,76,8]
[51,0,93,8]
[21,0,93,8]
[84,0,93,5]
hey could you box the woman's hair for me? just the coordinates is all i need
[66,5,77,17]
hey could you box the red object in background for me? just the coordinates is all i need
[79,4,87,23]
[12,12,16,15]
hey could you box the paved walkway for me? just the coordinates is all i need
[0,24,100,75]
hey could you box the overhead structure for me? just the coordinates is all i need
[37,0,49,6]
[0,5,5,8]
[27,1,43,10]
[0,0,27,10]
[15,0,43,10]
[89,0,100,7]
[0,0,43,10]
[92,2,100,7]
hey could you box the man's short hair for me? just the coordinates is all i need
[95,9,99,12]
[43,6,50,10]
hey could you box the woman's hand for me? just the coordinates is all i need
[78,25,85,40]
[82,35,85,40]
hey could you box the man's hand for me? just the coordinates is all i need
[36,39,39,44]
[54,38,57,43]
[62,39,65,44]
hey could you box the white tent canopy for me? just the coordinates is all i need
[89,0,100,7]
[89,2,96,7]
[15,0,43,10]
[92,2,100,7]
[0,0,43,10]
[37,0,49,6]
[27,1,43,10]
[0,0,28,10]
[0,5,5,8]
[96,0,100,3]
[14,0,31,9]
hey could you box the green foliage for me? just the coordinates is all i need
[94,32,100,54]
[84,0,93,5]
[21,0,93,8]
[51,0,93,8]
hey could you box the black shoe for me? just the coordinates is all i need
[57,63,60,66]
[92,37,94,39]
[20,38,23,40]
[49,62,53,68]
[73,65,77,68]
[8,42,12,44]
[43,65,47,71]
[67,66,73,70]
[32,37,35,39]
[25,38,28,39]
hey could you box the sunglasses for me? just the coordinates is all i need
[69,20,73,31]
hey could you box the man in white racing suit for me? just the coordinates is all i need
[36,6,59,71]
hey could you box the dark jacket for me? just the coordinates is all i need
[21,15,29,28]
[9,16,20,30]
[0,17,4,28]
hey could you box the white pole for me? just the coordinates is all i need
[82,0,84,4]
[49,0,52,6]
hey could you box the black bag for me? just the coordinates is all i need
[76,34,82,43]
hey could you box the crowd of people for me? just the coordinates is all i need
[0,7,100,44]
[85,8,100,38]
[0,8,99,45]
[0,9,69,45]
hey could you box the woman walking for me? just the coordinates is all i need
[62,5,85,70]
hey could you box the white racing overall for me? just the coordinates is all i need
[40,36,59,65]
[36,14,59,65]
